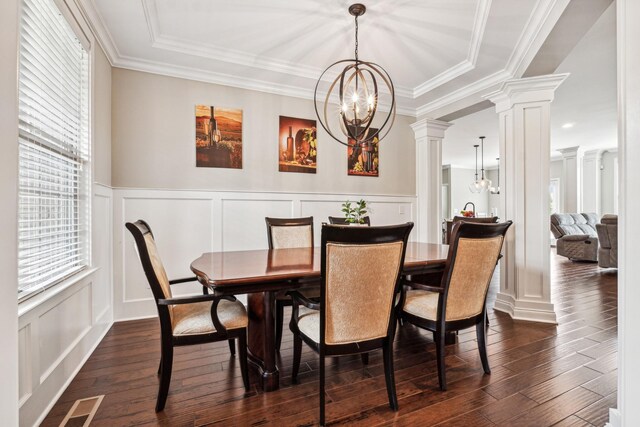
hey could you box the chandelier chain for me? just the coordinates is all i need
[355,15,358,62]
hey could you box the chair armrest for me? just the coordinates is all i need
[287,290,320,310]
[169,276,199,285]
[157,294,236,305]
[404,280,444,293]
[560,234,591,242]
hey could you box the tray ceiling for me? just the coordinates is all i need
[81,0,569,116]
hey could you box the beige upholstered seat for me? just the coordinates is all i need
[288,223,414,426]
[172,300,248,336]
[270,225,313,248]
[126,220,250,412]
[401,221,512,392]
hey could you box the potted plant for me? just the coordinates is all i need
[341,199,368,224]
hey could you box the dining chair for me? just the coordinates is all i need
[288,222,414,426]
[444,215,498,244]
[265,216,318,351]
[400,220,512,391]
[327,215,371,225]
[126,220,249,412]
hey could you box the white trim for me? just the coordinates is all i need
[493,293,558,324]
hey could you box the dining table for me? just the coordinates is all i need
[190,241,449,392]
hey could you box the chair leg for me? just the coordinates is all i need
[435,329,447,391]
[157,357,162,376]
[156,340,173,412]
[238,333,250,391]
[319,353,326,427]
[275,301,284,351]
[382,340,399,411]
[476,317,491,375]
[228,339,236,356]
[360,352,369,365]
[291,333,302,384]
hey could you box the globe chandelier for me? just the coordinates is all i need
[314,3,396,147]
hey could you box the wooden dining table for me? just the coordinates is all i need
[190,242,449,392]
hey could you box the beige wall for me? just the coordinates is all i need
[111,69,416,196]
[93,46,112,186]
[0,0,20,423]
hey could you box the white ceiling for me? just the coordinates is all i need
[81,0,569,116]
[443,2,617,169]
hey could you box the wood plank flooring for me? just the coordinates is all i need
[42,252,618,426]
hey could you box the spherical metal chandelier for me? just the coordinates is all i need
[314,3,396,147]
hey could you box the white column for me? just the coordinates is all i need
[581,149,604,215]
[410,119,452,243]
[0,0,20,424]
[612,0,640,424]
[557,146,580,213]
[484,74,568,324]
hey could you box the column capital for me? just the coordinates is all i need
[484,73,570,113]
[557,146,580,158]
[410,118,452,140]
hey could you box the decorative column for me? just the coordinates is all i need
[411,119,452,243]
[581,149,604,215]
[484,74,569,324]
[557,146,580,213]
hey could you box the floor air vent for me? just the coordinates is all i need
[59,395,104,427]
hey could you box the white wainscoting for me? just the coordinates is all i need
[18,184,113,427]
[113,188,417,321]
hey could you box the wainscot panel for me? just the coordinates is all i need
[113,188,417,321]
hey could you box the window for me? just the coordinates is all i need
[17,0,90,299]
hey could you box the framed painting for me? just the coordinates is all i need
[278,115,317,174]
[195,105,242,169]
[347,127,379,177]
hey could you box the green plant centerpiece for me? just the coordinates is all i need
[341,199,368,224]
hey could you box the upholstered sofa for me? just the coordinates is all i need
[596,214,618,268]
[550,213,599,262]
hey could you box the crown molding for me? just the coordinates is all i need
[414,0,569,118]
[504,0,571,76]
[80,0,568,120]
[412,0,491,98]
[77,0,120,64]
[112,55,417,116]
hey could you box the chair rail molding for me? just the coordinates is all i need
[484,73,568,324]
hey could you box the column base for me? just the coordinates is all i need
[493,292,557,324]
[605,408,621,427]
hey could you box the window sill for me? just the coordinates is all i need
[18,267,99,318]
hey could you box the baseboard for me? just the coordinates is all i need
[493,292,558,324]
[605,408,621,427]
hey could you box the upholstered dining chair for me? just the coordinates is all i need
[400,221,512,391]
[328,215,371,225]
[265,216,317,351]
[126,220,249,412]
[444,215,498,244]
[288,222,414,426]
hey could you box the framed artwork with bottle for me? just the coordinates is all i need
[195,105,243,169]
[278,116,317,174]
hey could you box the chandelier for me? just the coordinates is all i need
[314,3,396,147]
[469,136,492,193]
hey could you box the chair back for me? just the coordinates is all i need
[125,220,172,302]
[265,217,314,249]
[446,216,498,244]
[320,223,413,346]
[440,221,512,321]
[328,216,371,226]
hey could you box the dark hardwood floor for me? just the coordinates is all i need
[43,252,618,426]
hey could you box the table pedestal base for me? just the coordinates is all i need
[247,291,280,391]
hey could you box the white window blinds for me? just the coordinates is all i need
[18,0,90,299]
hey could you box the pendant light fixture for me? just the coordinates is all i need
[314,3,396,147]
[490,157,500,194]
[477,136,492,192]
[469,144,481,193]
